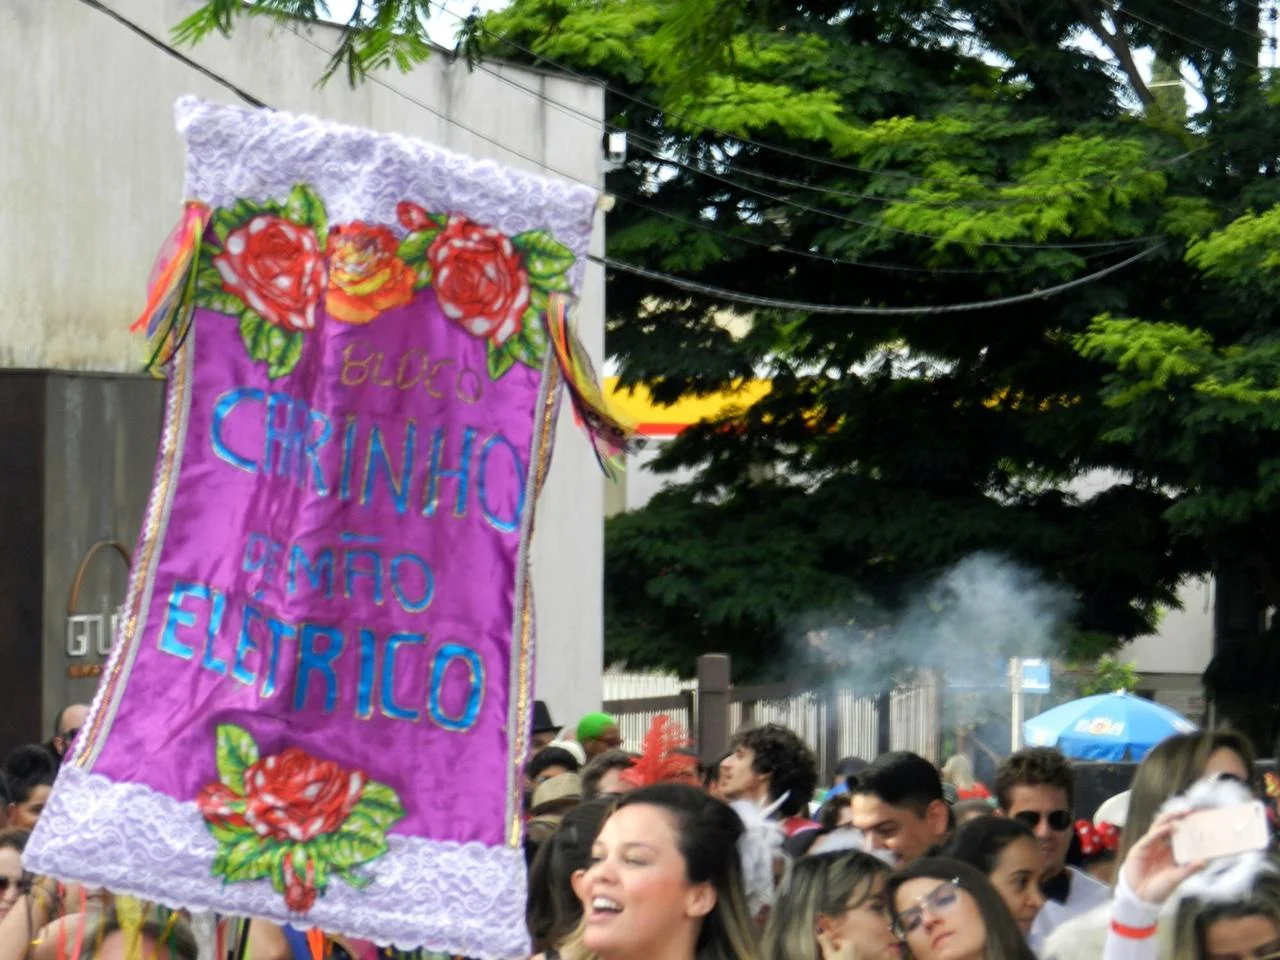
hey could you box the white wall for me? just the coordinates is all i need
[1124,578,1214,676]
[1066,471,1214,680]
[622,442,702,513]
[0,0,605,723]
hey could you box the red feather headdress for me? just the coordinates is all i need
[620,716,699,789]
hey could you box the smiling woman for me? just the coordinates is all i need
[572,785,760,960]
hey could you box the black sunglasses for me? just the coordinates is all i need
[1013,809,1072,831]
[0,875,31,895]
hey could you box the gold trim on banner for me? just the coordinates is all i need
[507,363,562,846]
[77,337,194,766]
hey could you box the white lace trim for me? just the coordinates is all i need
[26,766,531,959]
[175,97,599,291]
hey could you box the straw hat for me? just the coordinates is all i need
[531,772,583,816]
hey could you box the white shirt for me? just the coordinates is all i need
[1030,866,1113,955]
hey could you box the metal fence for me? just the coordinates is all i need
[602,660,940,779]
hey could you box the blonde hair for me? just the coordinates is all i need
[1171,867,1280,960]
[942,755,977,791]
[1118,730,1255,865]
[762,850,889,960]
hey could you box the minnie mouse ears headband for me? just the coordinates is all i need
[1075,819,1120,857]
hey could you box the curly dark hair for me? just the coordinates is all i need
[994,747,1074,811]
[732,724,818,817]
[2,744,57,805]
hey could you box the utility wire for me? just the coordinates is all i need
[434,0,1205,191]
[75,0,266,107]
[1106,2,1243,61]
[77,0,1166,317]
[1162,0,1265,42]
[466,55,1198,215]
[590,244,1163,315]
[286,24,1157,253]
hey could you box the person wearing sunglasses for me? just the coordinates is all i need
[996,748,1110,951]
[50,703,89,762]
[0,828,27,923]
[886,858,1036,960]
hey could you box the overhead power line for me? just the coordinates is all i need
[75,0,1165,317]
[284,24,1156,253]
[74,0,266,107]
[431,0,1205,191]
[591,244,1163,315]
[465,54,1197,215]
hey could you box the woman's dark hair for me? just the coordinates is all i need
[0,827,30,853]
[817,794,852,832]
[526,798,615,953]
[942,816,1036,877]
[886,858,1036,960]
[526,746,581,782]
[613,785,761,960]
[3,745,57,804]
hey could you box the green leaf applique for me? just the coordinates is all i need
[512,230,576,285]
[215,724,260,795]
[284,184,329,248]
[486,341,518,380]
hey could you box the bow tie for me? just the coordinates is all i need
[1041,870,1071,904]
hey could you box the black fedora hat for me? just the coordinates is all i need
[532,700,558,735]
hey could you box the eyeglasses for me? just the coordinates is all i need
[893,879,961,938]
[1013,809,1072,832]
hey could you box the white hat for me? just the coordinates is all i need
[551,739,587,766]
[1093,790,1130,829]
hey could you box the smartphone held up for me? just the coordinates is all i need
[1172,801,1270,865]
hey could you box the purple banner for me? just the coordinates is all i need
[26,99,598,960]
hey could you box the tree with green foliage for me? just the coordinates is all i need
[181,4,1280,727]
[1077,654,1141,696]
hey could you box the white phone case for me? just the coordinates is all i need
[1172,800,1270,865]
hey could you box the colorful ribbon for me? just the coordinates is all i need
[545,294,641,480]
[132,201,211,375]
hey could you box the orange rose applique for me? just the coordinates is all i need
[325,222,417,325]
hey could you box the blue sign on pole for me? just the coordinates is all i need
[1020,658,1051,694]
[946,658,1051,693]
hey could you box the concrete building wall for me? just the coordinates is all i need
[607,443,702,517]
[0,0,606,734]
[42,376,165,735]
[1068,470,1214,703]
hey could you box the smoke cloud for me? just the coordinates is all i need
[795,552,1077,694]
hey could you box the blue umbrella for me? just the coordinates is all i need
[1023,691,1198,761]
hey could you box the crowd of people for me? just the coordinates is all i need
[1,699,1279,960]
